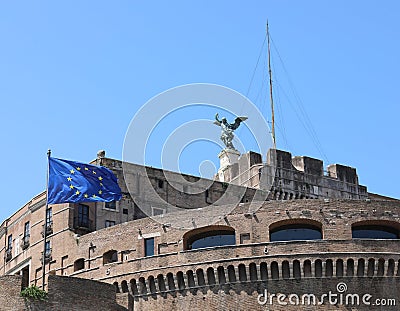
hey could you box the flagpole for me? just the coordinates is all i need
[42,149,51,290]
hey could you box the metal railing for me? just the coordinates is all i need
[21,235,30,250]
[41,221,53,237]
[41,248,52,263]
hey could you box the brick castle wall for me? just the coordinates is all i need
[0,275,128,311]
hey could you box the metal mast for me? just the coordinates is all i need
[267,21,276,149]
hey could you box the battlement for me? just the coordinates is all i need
[218,148,368,200]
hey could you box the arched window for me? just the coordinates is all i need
[148,276,157,294]
[260,262,268,281]
[139,277,148,295]
[387,259,395,277]
[74,258,85,272]
[207,267,216,286]
[217,266,226,284]
[269,220,322,242]
[103,250,118,265]
[186,270,195,287]
[130,279,139,296]
[196,269,205,286]
[177,271,186,290]
[121,280,129,293]
[347,259,354,277]
[113,282,120,293]
[249,263,258,281]
[238,264,247,282]
[271,261,279,280]
[183,225,235,250]
[227,265,236,283]
[156,275,166,292]
[293,260,301,280]
[282,261,290,279]
[352,221,399,239]
[357,259,365,277]
[315,260,323,278]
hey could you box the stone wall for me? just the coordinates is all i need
[131,278,400,311]
[0,275,26,311]
[0,275,128,311]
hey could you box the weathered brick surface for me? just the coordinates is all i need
[0,275,26,311]
[132,278,400,311]
[0,275,126,311]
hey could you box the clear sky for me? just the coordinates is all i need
[1,1,399,222]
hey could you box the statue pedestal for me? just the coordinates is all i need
[217,148,240,182]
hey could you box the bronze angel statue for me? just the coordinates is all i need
[214,113,248,150]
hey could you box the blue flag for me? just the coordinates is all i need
[47,157,122,204]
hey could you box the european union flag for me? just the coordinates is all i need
[47,157,122,204]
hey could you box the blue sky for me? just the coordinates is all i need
[1,1,399,222]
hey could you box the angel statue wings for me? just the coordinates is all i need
[214,113,248,150]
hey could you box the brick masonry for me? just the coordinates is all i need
[0,275,126,311]
[0,151,399,310]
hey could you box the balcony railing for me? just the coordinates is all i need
[5,248,12,262]
[41,248,52,264]
[21,235,30,250]
[41,221,53,237]
[73,217,94,233]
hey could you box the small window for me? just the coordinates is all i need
[152,207,164,216]
[74,258,85,271]
[123,208,128,215]
[105,201,116,210]
[7,234,12,250]
[45,241,51,255]
[103,250,118,264]
[145,238,155,257]
[158,179,164,189]
[105,220,115,228]
[240,233,250,244]
[46,208,53,225]
[78,204,90,227]
[61,255,68,275]
[24,222,30,238]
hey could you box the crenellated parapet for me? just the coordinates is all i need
[217,148,369,200]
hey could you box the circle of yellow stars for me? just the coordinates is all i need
[67,166,105,199]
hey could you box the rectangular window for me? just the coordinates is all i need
[7,234,12,250]
[144,238,155,257]
[152,207,165,216]
[122,208,128,215]
[105,220,115,228]
[46,208,53,225]
[105,201,116,210]
[240,233,250,244]
[24,222,30,238]
[35,268,42,286]
[61,255,68,275]
[45,241,51,256]
[78,204,89,227]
